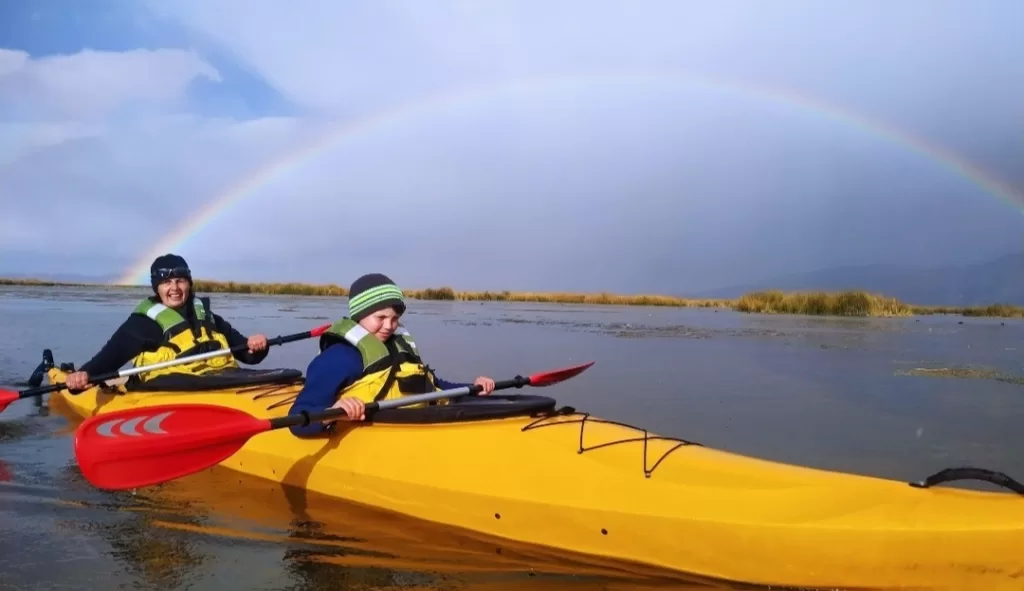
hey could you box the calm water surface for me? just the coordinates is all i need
[1,285,1023,590]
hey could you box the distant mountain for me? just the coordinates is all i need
[692,254,1024,307]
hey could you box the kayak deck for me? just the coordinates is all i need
[47,365,1024,590]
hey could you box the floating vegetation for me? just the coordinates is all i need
[896,366,1024,386]
[914,303,1024,318]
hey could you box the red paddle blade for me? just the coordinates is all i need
[309,324,331,337]
[526,361,595,387]
[0,389,17,413]
[74,404,271,491]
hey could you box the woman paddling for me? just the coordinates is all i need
[287,273,495,435]
[65,254,270,392]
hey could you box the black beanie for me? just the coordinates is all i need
[348,273,405,321]
[150,253,191,293]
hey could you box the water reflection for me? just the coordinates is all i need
[74,508,207,588]
[52,462,209,588]
[133,465,738,590]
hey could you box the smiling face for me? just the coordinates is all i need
[358,307,401,342]
[156,277,191,308]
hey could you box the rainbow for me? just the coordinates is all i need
[116,68,1024,285]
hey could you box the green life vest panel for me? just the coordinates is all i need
[320,317,421,374]
[133,296,212,335]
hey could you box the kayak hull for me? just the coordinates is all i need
[48,367,1024,590]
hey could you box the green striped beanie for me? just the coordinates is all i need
[348,273,406,321]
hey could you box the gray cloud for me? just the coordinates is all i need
[2,0,1023,293]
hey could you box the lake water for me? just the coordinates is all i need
[1,285,1022,590]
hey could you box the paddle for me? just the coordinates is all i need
[72,361,594,491]
[0,324,332,414]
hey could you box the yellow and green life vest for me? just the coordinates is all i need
[131,296,236,381]
[318,317,441,405]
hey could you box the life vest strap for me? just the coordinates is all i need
[373,340,402,402]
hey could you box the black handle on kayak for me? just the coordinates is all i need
[909,467,1024,495]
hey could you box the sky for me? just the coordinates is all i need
[1,0,1022,294]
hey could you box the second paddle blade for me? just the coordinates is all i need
[74,404,272,491]
[527,361,595,387]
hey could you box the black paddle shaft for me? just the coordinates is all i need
[16,327,324,398]
[275,374,533,429]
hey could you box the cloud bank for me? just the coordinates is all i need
[1,0,1022,293]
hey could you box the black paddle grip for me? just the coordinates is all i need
[493,375,530,390]
[266,330,315,347]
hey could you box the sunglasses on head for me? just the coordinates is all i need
[152,267,192,281]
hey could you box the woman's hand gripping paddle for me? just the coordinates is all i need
[72,361,594,490]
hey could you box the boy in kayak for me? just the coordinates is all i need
[64,254,270,391]
[287,273,495,436]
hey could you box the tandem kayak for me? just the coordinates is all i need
[45,363,1024,591]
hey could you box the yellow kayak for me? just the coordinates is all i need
[46,365,1024,590]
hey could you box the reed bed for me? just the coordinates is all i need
[2,278,1022,318]
[407,286,725,308]
[733,290,914,317]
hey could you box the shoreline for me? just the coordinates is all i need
[1,277,1021,318]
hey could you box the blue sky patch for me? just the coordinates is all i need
[0,0,299,119]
